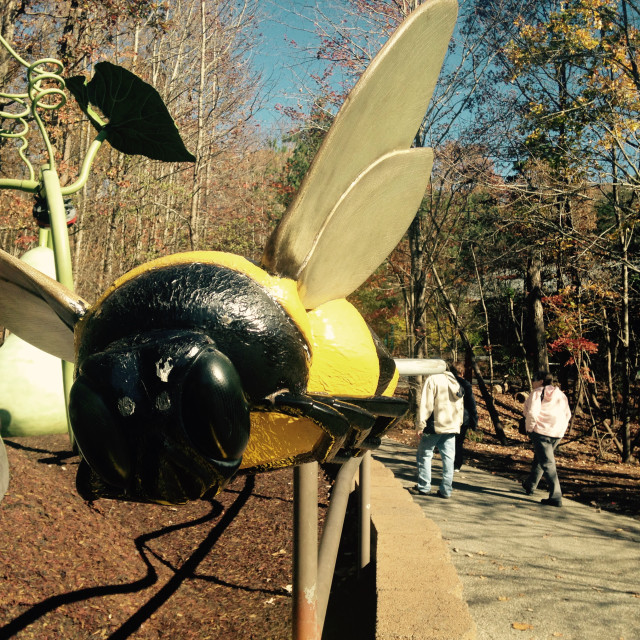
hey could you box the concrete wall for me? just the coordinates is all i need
[368,459,476,640]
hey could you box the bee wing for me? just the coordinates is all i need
[297,147,433,309]
[262,0,457,306]
[0,248,88,362]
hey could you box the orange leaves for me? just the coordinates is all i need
[549,336,599,356]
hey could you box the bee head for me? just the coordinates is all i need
[69,330,250,504]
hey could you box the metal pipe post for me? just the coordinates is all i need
[293,461,319,640]
[358,451,372,570]
[316,456,362,633]
[42,168,73,291]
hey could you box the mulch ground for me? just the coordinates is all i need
[1,388,638,639]
[0,435,334,640]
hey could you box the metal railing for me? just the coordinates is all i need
[293,360,445,638]
[293,455,368,639]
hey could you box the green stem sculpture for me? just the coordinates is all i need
[0,36,91,444]
[0,34,194,445]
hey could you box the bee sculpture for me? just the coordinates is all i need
[0,0,457,505]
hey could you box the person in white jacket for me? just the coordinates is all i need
[412,369,464,498]
[522,369,571,507]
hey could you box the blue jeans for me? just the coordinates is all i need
[416,433,456,497]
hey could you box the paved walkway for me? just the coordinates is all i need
[374,438,640,640]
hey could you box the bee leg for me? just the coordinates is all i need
[270,393,351,440]
[254,393,352,465]
[331,395,410,451]
[307,395,378,455]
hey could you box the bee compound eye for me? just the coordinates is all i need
[181,349,250,463]
[69,377,133,489]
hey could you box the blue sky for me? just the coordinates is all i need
[249,1,466,143]
[250,1,350,132]
[249,1,461,136]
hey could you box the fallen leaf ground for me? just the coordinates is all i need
[1,388,637,639]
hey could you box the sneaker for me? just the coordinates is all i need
[541,497,562,507]
[521,480,534,496]
[408,485,430,496]
[436,490,450,499]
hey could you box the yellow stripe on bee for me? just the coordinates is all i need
[87,251,313,347]
[383,366,400,397]
[306,299,381,396]
[241,411,332,471]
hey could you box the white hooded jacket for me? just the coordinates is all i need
[417,372,464,434]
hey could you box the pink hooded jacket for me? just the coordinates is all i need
[524,384,571,438]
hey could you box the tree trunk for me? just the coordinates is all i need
[611,153,632,461]
[602,307,617,427]
[101,204,119,290]
[431,263,507,444]
[619,261,631,460]
[188,0,209,250]
[0,1,19,89]
[525,249,548,373]
[471,246,494,385]
[509,295,531,388]
[402,214,429,417]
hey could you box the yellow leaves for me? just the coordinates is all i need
[559,238,577,251]
[508,0,631,81]
[569,27,599,52]
[525,129,543,146]
[519,23,544,43]
[512,622,534,630]
[625,120,640,133]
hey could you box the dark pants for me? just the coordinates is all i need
[524,433,562,500]
[454,423,469,470]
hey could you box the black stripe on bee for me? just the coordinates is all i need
[78,262,311,401]
[367,326,397,396]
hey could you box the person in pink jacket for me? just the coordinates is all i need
[522,370,571,507]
